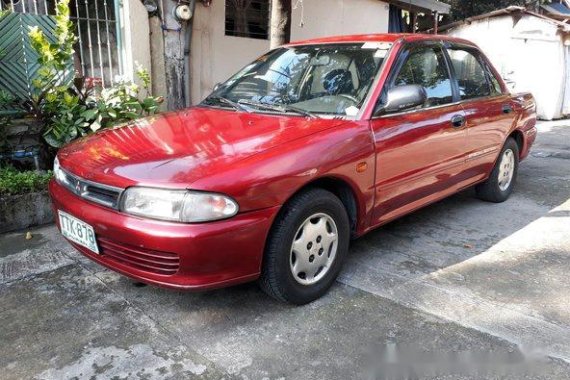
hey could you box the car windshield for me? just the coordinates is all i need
[200,43,389,117]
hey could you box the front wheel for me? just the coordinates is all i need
[476,137,519,203]
[259,188,350,304]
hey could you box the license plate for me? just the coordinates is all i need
[58,210,99,254]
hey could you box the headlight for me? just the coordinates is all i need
[120,187,239,223]
[53,156,67,184]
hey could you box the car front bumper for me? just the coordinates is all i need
[49,179,279,290]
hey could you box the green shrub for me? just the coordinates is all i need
[27,0,163,148]
[0,167,52,196]
[0,91,16,151]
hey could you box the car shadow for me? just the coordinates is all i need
[340,122,570,292]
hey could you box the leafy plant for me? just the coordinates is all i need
[0,91,16,152]
[28,0,76,110]
[41,67,163,147]
[27,0,163,148]
[0,166,53,196]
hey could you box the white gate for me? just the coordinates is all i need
[0,0,124,86]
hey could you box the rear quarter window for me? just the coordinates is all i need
[485,63,504,95]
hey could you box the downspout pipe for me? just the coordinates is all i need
[561,32,569,118]
[184,0,196,108]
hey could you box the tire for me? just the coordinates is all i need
[476,137,519,203]
[259,188,350,304]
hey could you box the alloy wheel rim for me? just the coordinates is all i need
[290,213,338,286]
[498,149,515,191]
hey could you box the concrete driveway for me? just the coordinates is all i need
[1,122,569,379]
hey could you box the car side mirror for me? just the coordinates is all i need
[376,84,427,115]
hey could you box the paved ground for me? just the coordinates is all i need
[1,121,569,379]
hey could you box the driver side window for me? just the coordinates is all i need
[393,46,453,107]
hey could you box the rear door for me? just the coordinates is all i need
[370,42,468,226]
[445,44,517,181]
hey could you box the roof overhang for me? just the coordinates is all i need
[385,0,451,15]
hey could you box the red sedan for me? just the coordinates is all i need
[50,34,537,304]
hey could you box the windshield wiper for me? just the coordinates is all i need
[203,95,251,112]
[237,99,320,119]
[282,104,320,119]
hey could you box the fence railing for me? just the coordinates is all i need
[0,12,72,102]
[0,0,124,87]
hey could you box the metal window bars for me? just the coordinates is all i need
[0,0,123,87]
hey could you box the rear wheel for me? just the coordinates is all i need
[476,138,519,203]
[259,188,350,304]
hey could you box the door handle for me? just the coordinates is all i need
[502,104,513,114]
[451,114,465,128]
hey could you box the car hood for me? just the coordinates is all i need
[58,107,343,188]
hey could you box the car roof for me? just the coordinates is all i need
[285,33,476,47]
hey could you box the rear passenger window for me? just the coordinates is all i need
[393,46,453,107]
[448,49,491,100]
[486,65,503,95]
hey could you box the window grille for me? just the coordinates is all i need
[225,0,269,40]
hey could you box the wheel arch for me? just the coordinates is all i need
[508,129,524,158]
[279,176,361,239]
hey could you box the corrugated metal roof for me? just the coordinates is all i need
[541,2,570,17]
[438,6,570,33]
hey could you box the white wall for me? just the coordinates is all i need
[190,0,390,104]
[447,15,567,120]
[123,0,152,85]
[191,1,270,104]
[291,0,389,41]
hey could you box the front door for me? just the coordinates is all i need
[370,43,468,226]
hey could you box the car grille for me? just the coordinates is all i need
[98,238,180,275]
[59,169,123,209]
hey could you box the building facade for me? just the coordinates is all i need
[443,7,570,120]
[0,0,450,110]
[189,0,394,103]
